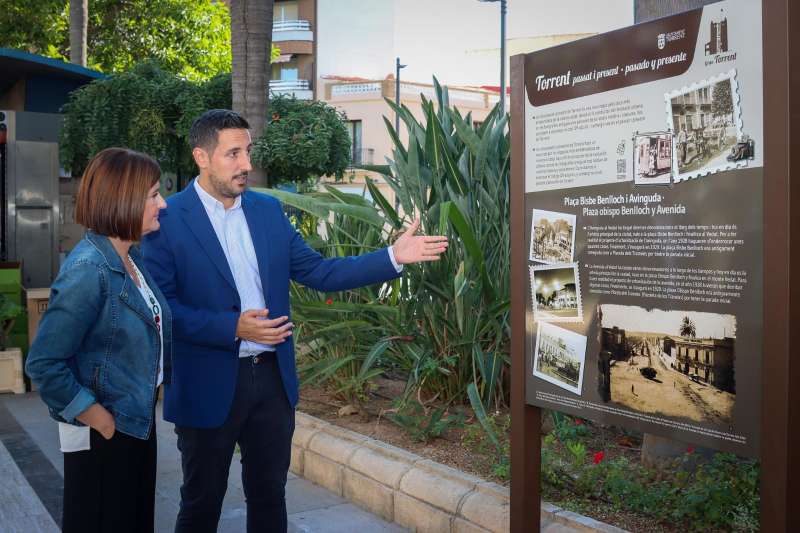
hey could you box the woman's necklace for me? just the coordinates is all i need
[128,255,161,332]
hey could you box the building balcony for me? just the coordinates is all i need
[325,79,497,110]
[269,79,312,100]
[273,20,313,42]
[348,148,375,167]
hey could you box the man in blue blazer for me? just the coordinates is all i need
[142,109,447,533]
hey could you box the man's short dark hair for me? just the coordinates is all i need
[188,109,250,153]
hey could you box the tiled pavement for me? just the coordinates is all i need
[0,392,404,533]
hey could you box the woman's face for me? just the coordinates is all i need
[141,182,167,236]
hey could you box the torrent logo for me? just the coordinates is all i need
[657,34,666,50]
[705,9,729,55]
[704,8,736,65]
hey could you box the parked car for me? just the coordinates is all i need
[727,137,755,161]
[640,367,657,380]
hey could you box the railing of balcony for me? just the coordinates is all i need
[349,148,375,167]
[330,83,382,98]
[273,20,311,31]
[270,79,310,91]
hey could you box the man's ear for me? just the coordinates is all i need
[192,147,210,169]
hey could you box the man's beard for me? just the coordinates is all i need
[208,171,248,199]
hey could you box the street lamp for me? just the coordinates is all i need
[477,0,507,116]
[395,57,407,134]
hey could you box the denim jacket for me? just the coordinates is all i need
[25,232,172,440]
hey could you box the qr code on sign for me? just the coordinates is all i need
[616,158,626,178]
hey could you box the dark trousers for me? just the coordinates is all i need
[62,425,157,533]
[175,354,295,533]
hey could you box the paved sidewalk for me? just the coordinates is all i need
[0,392,404,533]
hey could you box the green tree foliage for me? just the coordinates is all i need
[0,0,67,58]
[59,62,231,176]
[1,0,233,81]
[250,96,352,187]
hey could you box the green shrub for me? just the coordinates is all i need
[251,96,352,187]
[59,62,230,177]
[387,400,465,443]
[462,413,511,481]
[543,437,760,532]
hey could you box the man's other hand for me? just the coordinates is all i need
[236,309,293,345]
[392,218,449,264]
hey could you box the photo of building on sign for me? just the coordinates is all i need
[530,209,576,264]
[597,304,736,426]
[533,322,587,395]
[530,264,582,322]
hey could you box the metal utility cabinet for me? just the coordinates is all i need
[0,110,60,288]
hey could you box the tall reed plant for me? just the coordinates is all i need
[381,79,511,409]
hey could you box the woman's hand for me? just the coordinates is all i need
[76,403,116,440]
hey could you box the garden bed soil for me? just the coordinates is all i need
[297,379,684,533]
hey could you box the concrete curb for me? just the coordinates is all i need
[291,412,630,533]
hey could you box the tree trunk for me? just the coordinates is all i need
[229,0,274,188]
[69,0,88,67]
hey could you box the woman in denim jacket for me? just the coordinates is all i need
[26,148,171,533]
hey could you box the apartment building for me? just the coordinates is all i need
[270,0,316,100]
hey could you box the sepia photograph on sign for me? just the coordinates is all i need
[533,322,587,395]
[633,132,673,185]
[530,209,576,264]
[597,304,736,427]
[667,69,743,181]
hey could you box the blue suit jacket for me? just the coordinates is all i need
[142,185,400,428]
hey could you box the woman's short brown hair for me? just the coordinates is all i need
[75,148,161,241]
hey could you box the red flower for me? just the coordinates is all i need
[574,418,584,425]
[686,446,695,455]
[325,298,333,305]
[592,451,605,465]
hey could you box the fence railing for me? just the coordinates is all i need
[349,148,375,167]
[273,20,311,31]
[270,79,311,91]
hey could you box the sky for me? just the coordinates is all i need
[318,0,634,87]
[395,0,634,86]
[601,304,737,339]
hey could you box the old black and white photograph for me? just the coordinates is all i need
[598,304,736,426]
[533,322,587,395]
[633,132,672,185]
[530,263,582,323]
[530,209,576,264]
[667,69,743,181]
